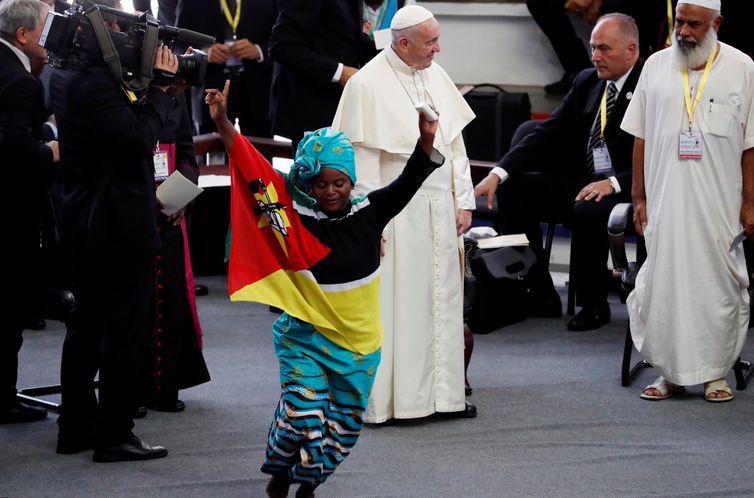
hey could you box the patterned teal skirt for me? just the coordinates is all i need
[261,313,381,486]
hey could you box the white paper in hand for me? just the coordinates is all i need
[156,171,203,215]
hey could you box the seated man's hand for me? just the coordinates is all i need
[564,0,593,13]
[474,172,500,210]
[47,140,59,162]
[575,178,613,202]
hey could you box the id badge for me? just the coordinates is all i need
[679,131,703,160]
[225,40,243,73]
[592,146,613,175]
[153,151,169,181]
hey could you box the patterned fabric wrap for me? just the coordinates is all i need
[261,313,381,485]
[286,128,356,207]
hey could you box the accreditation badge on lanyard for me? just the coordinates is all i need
[679,47,716,161]
[593,146,613,174]
[154,142,176,182]
[593,87,613,174]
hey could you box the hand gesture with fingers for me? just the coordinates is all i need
[205,79,230,124]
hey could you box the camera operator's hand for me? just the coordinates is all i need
[208,43,231,64]
[230,39,261,61]
[152,46,179,92]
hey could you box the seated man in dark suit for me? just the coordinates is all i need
[0,0,59,425]
[475,13,642,332]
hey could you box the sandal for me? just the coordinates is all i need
[640,376,686,400]
[704,378,734,403]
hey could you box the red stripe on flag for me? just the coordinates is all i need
[227,134,331,295]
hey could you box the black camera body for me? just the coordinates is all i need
[39,0,215,90]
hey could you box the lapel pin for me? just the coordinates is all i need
[626,91,633,100]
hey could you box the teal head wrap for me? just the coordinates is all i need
[286,128,357,208]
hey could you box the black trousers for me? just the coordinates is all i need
[526,0,592,76]
[1,233,40,410]
[498,172,630,307]
[58,246,154,447]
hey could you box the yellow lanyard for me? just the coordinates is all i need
[681,46,716,131]
[599,85,610,140]
[220,0,241,36]
[665,0,673,46]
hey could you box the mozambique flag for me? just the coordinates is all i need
[227,133,382,354]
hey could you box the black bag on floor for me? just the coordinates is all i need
[468,245,536,334]
[463,84,531,162]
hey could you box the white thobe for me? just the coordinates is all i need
[332,46,475,422]
[621,43,754,385]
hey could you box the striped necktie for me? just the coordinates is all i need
[586,82,617,177]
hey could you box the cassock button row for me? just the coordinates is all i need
[156,328,162,334]
[158,299,164,305]
[156,356,163,364]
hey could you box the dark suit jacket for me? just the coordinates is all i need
[0,43,55,257]
[49,66,178,251]
[500,61,644,193]
[176,0,277,134]
[268,0,373,141]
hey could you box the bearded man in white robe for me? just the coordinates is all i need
[621,0,754,402]
[332,5,477,422]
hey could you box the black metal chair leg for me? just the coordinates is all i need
[734,357,753,390]
[621,323,650,387]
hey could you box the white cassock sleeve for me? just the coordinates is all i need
[450,134,475,211]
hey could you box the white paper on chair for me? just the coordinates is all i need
[475,233,529,250]
[156,171,204,215]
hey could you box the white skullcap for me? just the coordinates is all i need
[677,0,721,11]
[390,5,434,30]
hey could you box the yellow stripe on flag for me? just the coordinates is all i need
[231,269,383,354]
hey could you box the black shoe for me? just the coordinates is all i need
[544,71,577,95]
[194,283,208,296]
[132,406,148,419]
[527,291,563,318]
[445,401,477,419]
[24,317,47,331]
[567,303,611,331]
[92,433,168,463]
[150,399,185,413]
[0,402,47,424]
[57,433,95,455]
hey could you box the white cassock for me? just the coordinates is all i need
[621,42,754,386]
[332,46,475,422]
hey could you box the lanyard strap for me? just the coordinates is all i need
[665,0,673,46]
[599,86,609,139]
[220,0,241,36]
[681,46,716,131]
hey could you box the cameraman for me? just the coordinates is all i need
[49,0,181,462]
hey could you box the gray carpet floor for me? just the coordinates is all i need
[3,274,754,498]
